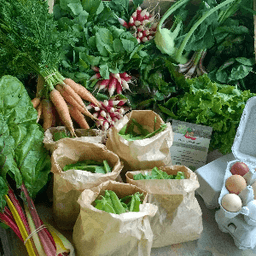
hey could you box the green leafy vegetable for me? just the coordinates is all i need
[63,159,112,174]
[119,118,167,141]
[94,190,143,214]
[53,130,71,141]
[0,76,51,208]
[161,73,255,154]
[133,167,186,180]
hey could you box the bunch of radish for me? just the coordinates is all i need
[118,6,159,43]
[90,66,132,96]
[87,96,130,131]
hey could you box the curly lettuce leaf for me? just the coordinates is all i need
[163,74,255,154]
[0,75,51,211]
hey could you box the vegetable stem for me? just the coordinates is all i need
[157,0,190,30]
[175,0,237,62]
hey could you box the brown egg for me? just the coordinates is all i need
[221,193,243,212]
[230,161,249,176]
[225,174,247,195]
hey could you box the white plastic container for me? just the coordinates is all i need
[215,96,256,250]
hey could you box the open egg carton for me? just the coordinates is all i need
[215,96,256,250]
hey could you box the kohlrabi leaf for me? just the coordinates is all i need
[0,76,51,205]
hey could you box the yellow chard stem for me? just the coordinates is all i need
[5,195,37,256]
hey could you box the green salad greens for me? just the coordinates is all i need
[133,167,186,180]
[63,159,112,174]
[119,118,167,141]
[94,190,143,214]
[53,130,71,141]
[0,75,51,210]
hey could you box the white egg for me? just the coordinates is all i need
[221,193,242,212]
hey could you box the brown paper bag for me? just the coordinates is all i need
[51,140,123,230]
[126,165,203,248]
[106,110,173,175]
[44,126,106,153]
[72,180,158,256]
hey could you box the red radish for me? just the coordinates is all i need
[117,5,159,43]
[90,73,101,80]
[116,81,123,94]
[91,66,100,72]
[118,17,129,28]
[98,79,110,91]
[108,76,117,96]
[121,79,131,91]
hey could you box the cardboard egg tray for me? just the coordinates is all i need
[215,96,256,250]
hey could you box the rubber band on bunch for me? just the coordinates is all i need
[24,224,47,245]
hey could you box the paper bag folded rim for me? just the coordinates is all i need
[125,165,200,194]
[44,126,106,153]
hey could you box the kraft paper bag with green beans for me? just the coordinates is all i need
[106,110,173,178]
[72,180,158,256]
[44,126,106,153]
[50,139,123,230]
[126,165,203,248]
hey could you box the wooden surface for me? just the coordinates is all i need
[2,151,256,255]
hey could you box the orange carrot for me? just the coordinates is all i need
[36,101,43,123]
[68,104,90,130]
[31,97,41,109]
[36,75,45,97]
[41,99,55,131]
[62,83,87,109]
[49,88,76,137]
[51,105,58,127]
[64,78,100,107]
[55,84,96,120]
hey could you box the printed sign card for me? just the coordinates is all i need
[169,120,213,171]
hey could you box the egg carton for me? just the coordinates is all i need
[215,96,256,250]
[195,152,235,209]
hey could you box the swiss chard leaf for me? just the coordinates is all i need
[0,76,51,211]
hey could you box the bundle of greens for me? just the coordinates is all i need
[0,75,72,255]
[53,0,148,86]
[94,190,143,214]
[119,118,167,141]
[63,159,112,174]
[0,0,100,135]
[154,0,255,86]
[133,167,186,180]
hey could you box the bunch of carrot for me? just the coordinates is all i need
[31,74,100,136]
[118,6,159,43]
